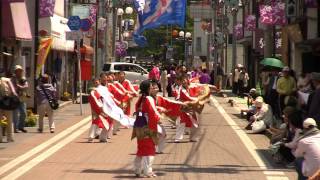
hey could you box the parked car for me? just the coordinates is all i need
[103,62,148,83]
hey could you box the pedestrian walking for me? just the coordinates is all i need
[11,65,29,133]
[216,63,224,90]
[36,74,56,133]
[232,64,241,95]
[148,63,161,91]
[199,69,211,84]
[0,77,18,142]
[160,68,168,97]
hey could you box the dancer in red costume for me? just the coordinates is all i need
[132,80,160,178]
[118,71,138,116]
[88,77,113,143]
[149,80,185,153]
[174,74,214,142]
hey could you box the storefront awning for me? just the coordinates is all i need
[39,14,75,52]
[1,1,32,40]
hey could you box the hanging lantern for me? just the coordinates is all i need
[172,30,178,37]
[201,22,209,31]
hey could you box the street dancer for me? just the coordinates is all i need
[175,74,214,142]
[131,80,160,178]
[119,71,138,116]
[149,80,185,153]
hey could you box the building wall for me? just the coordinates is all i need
[193,18,208,57]
[20,0,35,108]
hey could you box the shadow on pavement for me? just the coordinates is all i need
[81,169,166,178]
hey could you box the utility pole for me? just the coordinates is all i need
[34,0,39,112]
[232,10,237,70]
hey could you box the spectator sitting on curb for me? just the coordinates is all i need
[245,97,274,134]
[269,108,303,165]
[240,88,259,120]
[293,118,320,180]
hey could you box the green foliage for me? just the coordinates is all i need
[25,110,38,127]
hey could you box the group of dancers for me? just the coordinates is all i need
[88,71,216,178]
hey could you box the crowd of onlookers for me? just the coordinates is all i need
[235,65,320,179]
[0,65,57,143]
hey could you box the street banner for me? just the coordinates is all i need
[39,0,55,17]
[36,38,52,78]
[133,0,187,47]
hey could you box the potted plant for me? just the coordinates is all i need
[61,92,71,101]
[25,110,38,127]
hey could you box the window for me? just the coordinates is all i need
[196,37,202,52]
[114,65,129,71]
[103,64,111,71]
[228,34,233,44]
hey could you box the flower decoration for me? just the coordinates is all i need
[259,2,286,26]
[233,23,243,39]
[245,15,256,31]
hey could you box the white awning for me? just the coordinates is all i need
[39,14,75,52]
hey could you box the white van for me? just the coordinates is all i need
[103,62,148,83]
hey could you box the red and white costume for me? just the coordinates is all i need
[88,88,113,142]
[175,84,203,142]
[120,79,138,116]
[108,83,126,106]
[88,85,135,142]
[154,95,184,153]
[133,96,160,176]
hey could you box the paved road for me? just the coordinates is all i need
[0,96,297,180]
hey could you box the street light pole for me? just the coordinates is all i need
[232,10,237,70]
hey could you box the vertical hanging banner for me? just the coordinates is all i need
[259,2,286,26]
[133,0,187,47]
[36,38,52,78]
[39,0,55,17]
[88,5,97,25]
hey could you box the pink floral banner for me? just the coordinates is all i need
[88,5,97,24]
[233,23,243,40]
[39,0,55,17]
[259,2,286,26]
[245,15,256,31]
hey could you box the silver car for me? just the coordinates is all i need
[103,62,148,83]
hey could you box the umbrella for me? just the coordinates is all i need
[260,58,284,68]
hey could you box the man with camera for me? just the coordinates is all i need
[11,65,29,133]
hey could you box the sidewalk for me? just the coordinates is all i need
[213,93,297,180]
[0,102,91,168]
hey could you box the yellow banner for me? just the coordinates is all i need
[36,38,52,78]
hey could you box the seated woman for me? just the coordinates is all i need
[240,88,259,120]
[270,109,303,164]
[245,97,274,134]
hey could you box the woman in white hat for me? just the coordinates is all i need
[293,118,320,179]
[245,97,274,133]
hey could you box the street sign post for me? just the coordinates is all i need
[67,16,83,115]
[80,18,92,32]
[67,16,81,31]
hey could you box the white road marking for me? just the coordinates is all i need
[0,116,91,177]
[264,171,285,175]
[2,123,91,180]
[266,176,289,180]
[211,97,289,179]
